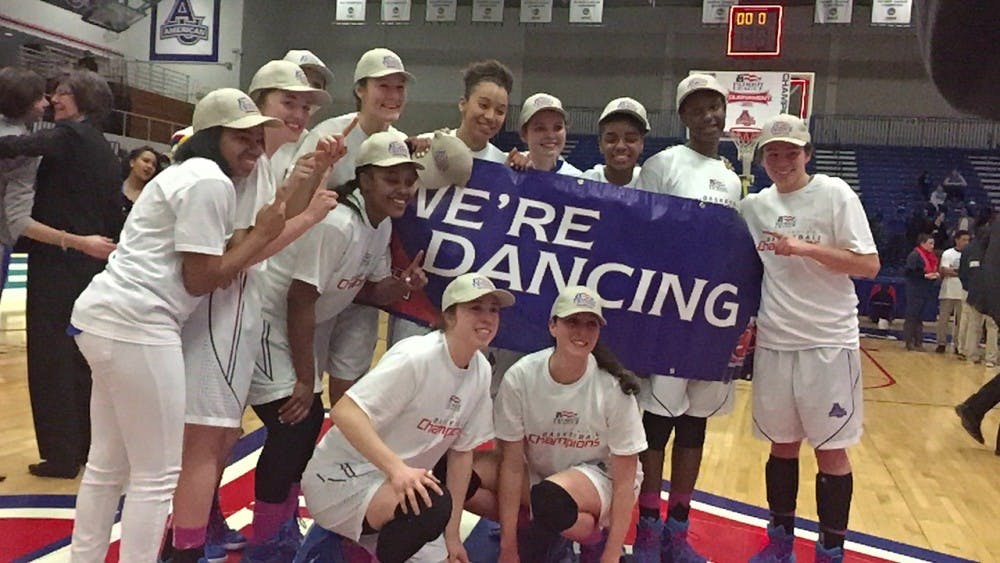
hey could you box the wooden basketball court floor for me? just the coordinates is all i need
[0,302,997,562]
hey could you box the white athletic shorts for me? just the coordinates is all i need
[183,274,261,427]
[563,461,642,528]
[639,375,734,418]
[314,303,380,382]
[751,347,864,450]
[302,459,387,542]
[386,316,431,347]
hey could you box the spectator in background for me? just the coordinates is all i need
[929,184,947,211]
[0,69,123,479]
[121,145,163,216]
[942,168,967,202]
[917,170,931,200]
[903,233,940,351]
[958,224,998,367]
[935,230,970,353]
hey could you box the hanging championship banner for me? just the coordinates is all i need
[387,160,762,380]
[381,0,411,22]
[702,0,737,24]
[336,0,365,22]
[871,0,912,25]
[472,0,504,23]
[815,0,853,24]
[150,0,220,62]
[426,0,457,22]
[569,0,603,24]
[520,0,552,23]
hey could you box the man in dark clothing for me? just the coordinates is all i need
[955,220,1000,454]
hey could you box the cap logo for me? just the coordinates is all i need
[689,78,708,88]
[387,140,409,158]
[382,55,402,70]
[299,55,311,63]
[471,276,492,290]
[533,96,553,108]
[237,96,257,113]
[433,149,449,171]
[573,292,597,308]
[294,69,308,85]
[617,100,635,110]
[770,121,793,135]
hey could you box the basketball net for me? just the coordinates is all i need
[730,127,761,197]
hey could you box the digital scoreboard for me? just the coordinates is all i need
[727,5,784,57]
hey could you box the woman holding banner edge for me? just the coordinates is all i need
[630,73,743,563]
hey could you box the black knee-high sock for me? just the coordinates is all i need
[765,456,799,534]
[816,472,853,549]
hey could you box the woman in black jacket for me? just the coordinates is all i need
[0,69,123,478]
[902,233,940,351]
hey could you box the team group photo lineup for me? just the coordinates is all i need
[0,1,998,563]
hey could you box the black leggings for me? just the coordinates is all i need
[252,392,325,503]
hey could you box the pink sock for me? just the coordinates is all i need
[250,500,286,545]
[173,525,207,549]
[639,491,661,511]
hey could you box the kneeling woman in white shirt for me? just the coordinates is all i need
[490,286,646,562]
[300,273,513,563]
[68,89,286,562]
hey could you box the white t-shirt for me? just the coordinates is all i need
[939,247,964,299]
[310,331,495,470]
[292,112,402,189]
[636,145,741,208]
[234,153,277,230]
[553,159,584,178]
[71,158,235,344]
[473,140,507,163]
[583,165,642,188]
[740,174,878,350]
[269,130,308,183]
[494,349,647,484]
[252,193,391,398]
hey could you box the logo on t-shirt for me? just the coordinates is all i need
[775,215,796,228]
[553,410,579,425]
[447,395,461,412]
[828,402,848,418]
[708,179,728,193]
[417,418,462,438]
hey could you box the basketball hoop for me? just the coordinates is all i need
[729,127,761,196]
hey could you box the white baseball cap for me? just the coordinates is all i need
[415,131,474,189]
[192,88,282,133]
[550,285,606,325]
[356,131,425,170]
[249,60,331,106]
[519,93,568,130]
[283,49,334,87]
[757,114,811,148]
[676,73,728,112]
[598,97,650,133]
[441,273,516,311]
[353,48,415,83]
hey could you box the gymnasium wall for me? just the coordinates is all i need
[0,0,245,99]
[239,1,963,135]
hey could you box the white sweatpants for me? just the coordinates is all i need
[71,332,185,562]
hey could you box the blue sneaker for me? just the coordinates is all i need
[814,544,844,563]
[631,516,664,563]
[207,502,248,550]
[662,517,707,563]
[242,519,303,563]
[748,524,796,563]
[578,529,608,563]
[201,543,228,563]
